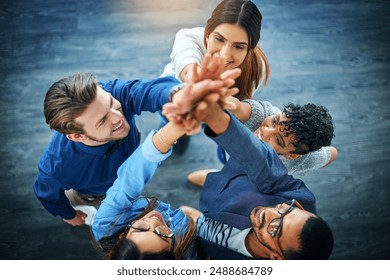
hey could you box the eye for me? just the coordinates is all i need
[215,36,224,43]
[98,117,107,128]
[275,136,283,147]
[234,44,245,50]
[272,116,277,127]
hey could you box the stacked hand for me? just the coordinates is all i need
[162,54,241,134]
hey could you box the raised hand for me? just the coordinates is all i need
[162,53,242,133]
[162,67,241,119]
[191,53,226,83]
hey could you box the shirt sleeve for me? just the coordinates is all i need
[102,130,172,209]
[168,27,206,80]
[92,130,172,241]
[205,112,290,193]
[99,76,180,115]
[279,147,331,176]
[242,99,281,132]
[33,173,77,220]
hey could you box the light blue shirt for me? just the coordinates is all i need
[92,130,188,242]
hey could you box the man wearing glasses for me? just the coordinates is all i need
[191,199,333,259]
[164,84,334,260]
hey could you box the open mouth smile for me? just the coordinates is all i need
[257,130,263,141]
[112,120,123,132]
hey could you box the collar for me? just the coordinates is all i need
[158,203,189,237]
[74,141,113,156]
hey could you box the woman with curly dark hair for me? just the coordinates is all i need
[187,100,338,187]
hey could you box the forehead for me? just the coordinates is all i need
[279,209,314,250]
[212,23,248,43]
[75,87,111,125]
[264,112,292,130]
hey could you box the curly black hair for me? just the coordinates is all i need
[279,103,335,154]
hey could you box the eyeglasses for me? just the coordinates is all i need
[128,219,175,239]
[267,199,298,238]
[266,199,304,260]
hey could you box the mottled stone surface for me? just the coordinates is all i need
[0,0,389,260]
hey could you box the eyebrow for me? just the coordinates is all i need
[96,95,113,128]
[276,114,287,148]
[213,31,248,46]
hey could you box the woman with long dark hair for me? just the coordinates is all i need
[91,58,240,259]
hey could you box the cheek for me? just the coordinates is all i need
[263,117,272,126]
[234,52,247,67]
[206,42,220,54]
[129,234,168,255]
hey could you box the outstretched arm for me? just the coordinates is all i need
[166,55,241,116]
[170,27,206,82]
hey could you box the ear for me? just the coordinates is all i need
[283,153,302,160]
[66,133,86,142]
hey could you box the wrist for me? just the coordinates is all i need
[169,83,188,102]
[157,128,177,147]
[205,110,230,135]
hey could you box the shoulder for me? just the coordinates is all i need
[175,27,205,44]
[176,27,204,36]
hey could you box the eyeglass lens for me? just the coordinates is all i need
[267,200,296,237]
[131,220,173,238]
[155,225,173,237]
[132,220,149,230]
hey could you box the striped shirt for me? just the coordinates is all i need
[197,214,253,257]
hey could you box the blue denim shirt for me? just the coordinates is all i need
[92,130,188,242]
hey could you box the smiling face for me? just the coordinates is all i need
[206,23,249,70]
[248,202,314,259]
[71,87,130,145]
[125,211,174,255]
[254,112,299,156]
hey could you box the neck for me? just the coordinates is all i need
[82,135,110,146]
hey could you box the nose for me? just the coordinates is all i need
[219,44,232,60]
[109,108,122,123]
[262,126,275,141]
[143,214,164,225]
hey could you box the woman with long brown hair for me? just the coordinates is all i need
[161,0,269,155]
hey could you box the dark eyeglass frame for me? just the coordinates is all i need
[128,220,175,239]
[127,219,176,253]
[266,199,303,260]
[267,199,297,238]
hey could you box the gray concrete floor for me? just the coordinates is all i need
[0,0,389,260]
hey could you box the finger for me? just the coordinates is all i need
[191,63,199,83]
[203,93,221,103]
[221,68,242,80]
[221,100,237,110]
[198,54,211,78]
[201,53,212,70]
[207,54,221,76]
[226,87,239,97]
[195,100,208,111]
[221,78,236,89]
[162,103,180,113]
[193,79,224,93]
[214,55,225,77]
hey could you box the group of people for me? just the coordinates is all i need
[33,0,337,260]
